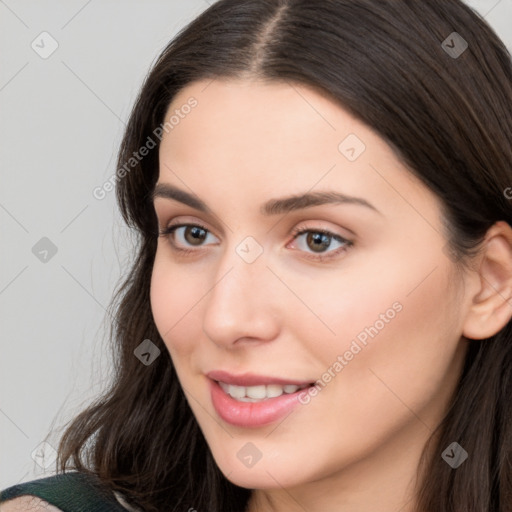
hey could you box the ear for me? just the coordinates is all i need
[463,221,512,340]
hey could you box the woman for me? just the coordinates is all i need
[2,0,511,510]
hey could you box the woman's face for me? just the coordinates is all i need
[150,78,472,494]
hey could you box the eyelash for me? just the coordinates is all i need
[158,223,353,262]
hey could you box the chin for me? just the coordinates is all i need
[221,466,295,490]
[211,449,310,490]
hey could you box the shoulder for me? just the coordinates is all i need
[0,472,130,511]
[0,496,63,511]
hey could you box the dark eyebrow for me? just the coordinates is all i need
[152,183,381,216]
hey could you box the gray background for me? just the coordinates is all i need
[1,0,511,488]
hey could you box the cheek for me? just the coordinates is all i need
[290,244,463,412]
[277,255,408,370]
[149,253,205,358]
[330,264,461,423]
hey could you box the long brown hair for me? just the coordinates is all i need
[56,1,512,510]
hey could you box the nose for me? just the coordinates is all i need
[202,247,280,348]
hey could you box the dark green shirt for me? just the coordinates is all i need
[0,472,138,511]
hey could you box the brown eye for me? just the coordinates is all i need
[159,223,219,251]
[305,232,332,253]
[289,227,353,261]
[183,226,207,246]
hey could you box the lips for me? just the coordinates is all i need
[206,370,315,427]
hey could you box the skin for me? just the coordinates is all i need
[150,78,512,512]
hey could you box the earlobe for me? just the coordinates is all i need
[462,221,512,340]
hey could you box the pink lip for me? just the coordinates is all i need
[207,372,313,428]
[206,370,312,387]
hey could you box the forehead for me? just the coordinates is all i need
[157,78,440,224]
[162,78,368,160]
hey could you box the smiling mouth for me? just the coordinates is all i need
[208,375,316,427]
[216,381,313,402]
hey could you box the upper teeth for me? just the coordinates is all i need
[218,382,309,402]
